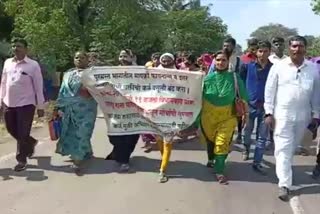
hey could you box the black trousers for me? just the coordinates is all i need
[108,134,139,164]
[3,104,37,163]
[237,117,242,138]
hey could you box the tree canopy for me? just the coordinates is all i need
[250,23,298,42]
[312,0,320,14]
[249,23,320,56]
[2,0,228,71]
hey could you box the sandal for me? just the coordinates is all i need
[158,172,169,183]
[206,161,214,168]
[298,148,310,156]
[144,146,153,153]
[216,174,229,185]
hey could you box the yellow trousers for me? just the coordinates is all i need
[200,101,237,174]
[200,100,237,154]
[156,136,173,173]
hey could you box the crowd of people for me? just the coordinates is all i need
[0,35,320,202]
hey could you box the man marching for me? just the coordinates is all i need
[0,38,45,171]
[264,36,320,201]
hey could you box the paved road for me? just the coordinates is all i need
[0,118,319,214]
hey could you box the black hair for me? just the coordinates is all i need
[12,37,28,48]
[257,40,272,50]
[151,52,161,59]
[288,35,307,47]
[214,49,231,60]
[185,54,197,64]
[272,37,285,44]
[247,38,259,46]
[224,37,236,47]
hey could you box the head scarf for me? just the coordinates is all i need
[160,53,175,62]
[201,54,213,67]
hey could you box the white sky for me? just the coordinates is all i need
[201,0,320,48]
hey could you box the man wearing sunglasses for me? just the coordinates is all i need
[264,35,320,201]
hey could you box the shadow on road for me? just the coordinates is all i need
[0,167,48,182]
[172,138,205,151]
[130,156,215,182]
[29,156,115,175]
[294,184,320,196]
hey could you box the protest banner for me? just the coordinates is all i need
[81,66,204,136]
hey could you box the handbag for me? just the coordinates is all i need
[48,116,62,141]
[233,72,246,117]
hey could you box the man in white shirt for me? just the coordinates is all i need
[264,36,320,201]
[208,37,241,74]
[268,37,288,64]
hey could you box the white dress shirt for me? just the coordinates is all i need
[264,57,320,121]
[268,54,288,64]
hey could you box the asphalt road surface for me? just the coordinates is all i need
[0,118,319,214]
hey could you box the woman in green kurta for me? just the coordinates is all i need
[197,50,248,184]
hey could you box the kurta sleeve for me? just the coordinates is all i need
[264,64,278,115]
[311,69,320,119]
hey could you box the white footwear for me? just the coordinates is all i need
[158,172,168,183]
[119,164,130,173]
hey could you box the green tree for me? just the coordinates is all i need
[250,23,298,42]
[304,35,316,47]
[4,0,101,70]
[4,0,228,68]
[160,9,227,54]
[151,0,202,11]
[0,1,14,41]
[308,37,320,57]
[312,0,320,14]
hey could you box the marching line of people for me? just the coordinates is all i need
[1,36,320,203]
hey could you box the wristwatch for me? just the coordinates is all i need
[264,114,273,118]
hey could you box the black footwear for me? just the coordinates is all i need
[105,152,115,160]
[312,164,320,179]
[206,160,214,168]
[242,150,249,161]
[14,163,27,172]
[278,187,290,202]
[252,164,267,176]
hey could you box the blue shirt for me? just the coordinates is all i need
[240,61,273,108]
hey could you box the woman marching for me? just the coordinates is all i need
[105,49,140,173]
[155,53,177,183]
[183,50,248,184]
[55,51,97,174]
